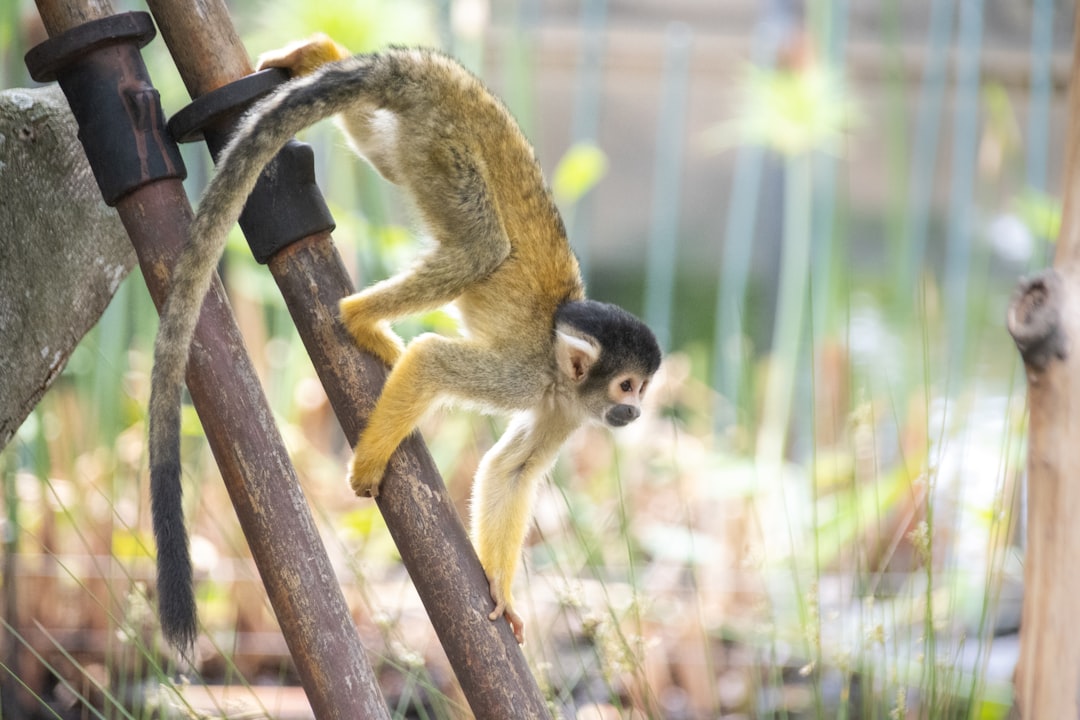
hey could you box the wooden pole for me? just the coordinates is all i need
[144,1,553,717]
[1007,8,1080,718]
[29,2,391,717]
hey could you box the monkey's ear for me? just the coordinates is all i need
[555,329,600,382]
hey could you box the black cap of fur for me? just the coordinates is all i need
[555,299,661,383]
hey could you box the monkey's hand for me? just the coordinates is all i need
[256,33,351,78]
[486,570,525,644]
[347,447,386,499]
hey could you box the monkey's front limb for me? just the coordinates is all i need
[470,412,570,643]
[345,334,451,496]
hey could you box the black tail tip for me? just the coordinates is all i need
[155,533,197,656]
[158,589,198,657]
[149,456,197,656]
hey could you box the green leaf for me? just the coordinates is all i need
[112,529,154,560]
[180,404,203,437]
[704,63,859,156]
[1013,189,1062,241]
[552,142,609,205]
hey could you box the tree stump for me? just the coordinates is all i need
[0,85,133,449]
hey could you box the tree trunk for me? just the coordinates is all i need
[1007,9,1080,718]
[0,85,134,449]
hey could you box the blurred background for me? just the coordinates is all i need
[0,0,1073,717]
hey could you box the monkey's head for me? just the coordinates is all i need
[554,300,662,427]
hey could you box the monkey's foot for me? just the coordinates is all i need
[347,452,386,498]
[338,301,404,367]
[256,33,351,77]
[487,580,525,644]
[355,325,404,368]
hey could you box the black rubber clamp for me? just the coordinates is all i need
[168,69,288,144]
[24,12,186,206]
[168,70,336,264]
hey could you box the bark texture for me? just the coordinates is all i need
[0,85,133,449]
[1008,9,1080,718]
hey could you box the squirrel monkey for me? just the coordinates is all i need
[149,35,661,649]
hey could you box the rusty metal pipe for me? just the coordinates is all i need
[28,1,389,717]
[119,188,389,720]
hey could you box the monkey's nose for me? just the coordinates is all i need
[607,404,640,427]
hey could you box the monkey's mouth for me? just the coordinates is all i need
[604,404,640,427]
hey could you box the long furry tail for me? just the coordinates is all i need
[147,57,372,652]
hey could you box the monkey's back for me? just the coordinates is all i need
[362,49,586,346]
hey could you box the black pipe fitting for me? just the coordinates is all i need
[168,70,336,264]
[25,12,186,206]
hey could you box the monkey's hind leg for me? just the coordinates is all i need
[340,145,510,365]
[339,224,510,367]
[338,303,405,367]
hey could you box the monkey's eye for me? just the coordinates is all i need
[620,379,633,393]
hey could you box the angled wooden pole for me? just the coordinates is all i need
[144,1,553,717]
[1007,8,1080,718]
[27,2,390,717]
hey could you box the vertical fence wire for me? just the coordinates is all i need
[898,0,955,319]
[943,0,984,387]
[644,23,693,352]
[711,6,775,430]
[809,0,850,345]
[568,0,608,283]
[1026,0,1054,198]
[1027,0,1056,269]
